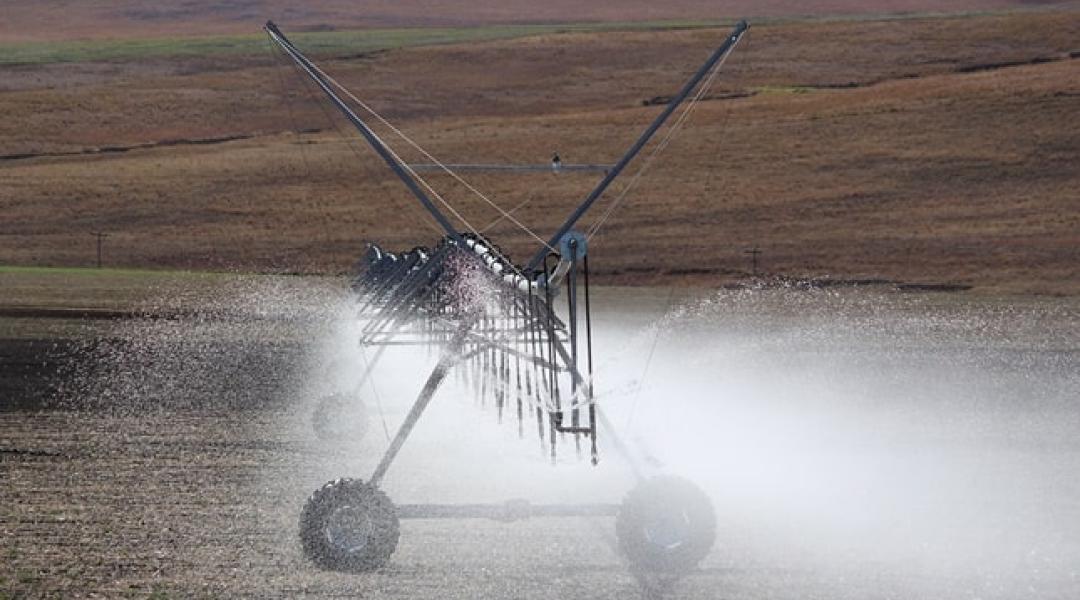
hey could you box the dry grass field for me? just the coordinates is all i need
[1,9,1078,294]
[2,0,1076,42]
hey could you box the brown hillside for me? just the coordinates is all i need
[0,12,1078,294]
[0,0,1077,42]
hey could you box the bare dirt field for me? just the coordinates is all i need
[1,279,1078,598]
[1,10,1077,294]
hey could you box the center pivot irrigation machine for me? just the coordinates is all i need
[264,19,749,580]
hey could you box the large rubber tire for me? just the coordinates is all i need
[299,478,399,572]
[616,475,716,575]
[312,392,369,442]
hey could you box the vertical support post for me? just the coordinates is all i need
[583,255,598,465]
[543,255,559,464]
[566,239,581,456]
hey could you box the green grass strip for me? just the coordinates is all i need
[0,20,728,65]
[0,7,1056,65]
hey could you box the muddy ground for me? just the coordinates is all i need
[0,337,745,600]
[2,286,1079,599]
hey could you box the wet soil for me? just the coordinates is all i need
[2,288,1078,598]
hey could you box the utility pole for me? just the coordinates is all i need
[90,231,109,268]
[744,246,761,276]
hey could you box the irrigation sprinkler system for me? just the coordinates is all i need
[265,19,749,581]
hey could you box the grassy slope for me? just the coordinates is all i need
[0,9,1067,65]
[0,21,729,65]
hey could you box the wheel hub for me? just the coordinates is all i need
[642,508,692,552]
[325,505,375,554]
